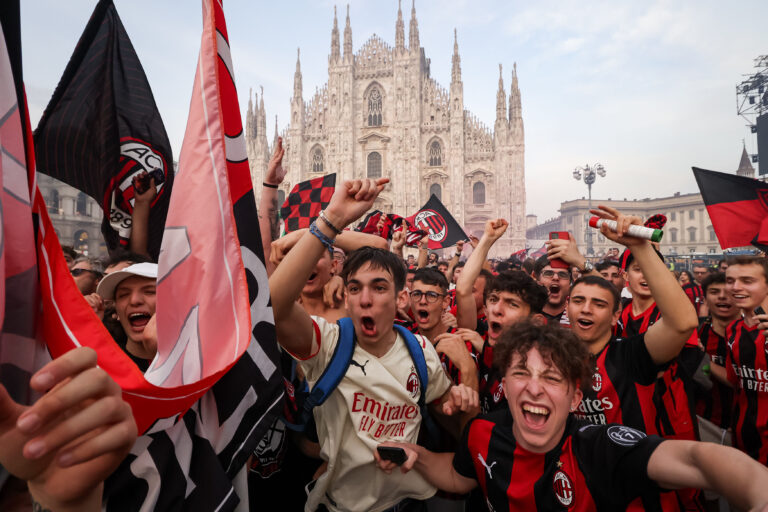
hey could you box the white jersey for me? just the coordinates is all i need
[293,316,453,512]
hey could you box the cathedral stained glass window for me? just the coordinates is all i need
[367,152,382,178]
[367,87,382,127]
[428,140,442,166]
[312,146,324,173]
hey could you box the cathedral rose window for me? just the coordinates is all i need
[368,87,382,127]
[367,152,382,178]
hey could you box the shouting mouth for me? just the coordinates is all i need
[360,316,378,337]
[128,312,151,332]
[521,402,551,428]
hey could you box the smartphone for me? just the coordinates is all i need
[134,168,166,195]
[755,306,766,316]
[548,232,570,269]
[377,446,407,465]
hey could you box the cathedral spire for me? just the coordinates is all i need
[259,85,267,133]
[509,62,521,122]
[409,0,420,51]
[737,141,755,178]
[451,28,461,83]
[343,4,353,59]
[331,5,340,61]
[246,87,254,138]
[496,63,507,122]
[273,115,279,148]
[294,48,303,100]
[395,0,405,51]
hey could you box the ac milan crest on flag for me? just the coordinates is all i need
[407,194,468,249]
[280,173,336,233]
[356,209,428,246]
[34,0,173,260]
[692,167,768,250]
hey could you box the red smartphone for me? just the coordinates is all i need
[548,232,570,269]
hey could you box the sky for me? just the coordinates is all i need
[18,0,768,221]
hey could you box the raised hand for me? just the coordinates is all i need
[391,226,406,251]
[545,233,587,269]
[324,178,390,229]
[442,383,479,416]
[590,205,647,247]
[482,218,509,242]
[270,228,308,267]
[132,171,157,205]
[265,136,287,186]
[323,275,345,308]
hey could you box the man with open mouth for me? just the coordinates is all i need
[374,321,768,511]
[269,178,479,512]
[566,205,699,511]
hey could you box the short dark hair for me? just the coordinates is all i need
[701,271,725,294]
[455,261,466,269]
[522,257,535,275]
[412,267,449,293]
[595,259,620,273]
[692,263,708,271]
[486,271,548,314]
[477,268,494,282]
[493,321,593,392]
[341,247,406,292]
[61,245,78,260]
[571,275,621,312]
[534,254,562,275]
[106,250,154,268]
[496,260,512,274]
[726,256,768,283]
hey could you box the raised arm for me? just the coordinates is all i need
[269,178,389,357]
[594,206,697,364]
[545,233,600,277]
[390,226,406,259]
[647,440,768,511]
[129,172,156,258]
[444,240,464,283]
[417,234,429,268]
[456,219,508,330]
[259,136,287,275]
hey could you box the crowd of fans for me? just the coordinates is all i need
[2,141,768,511]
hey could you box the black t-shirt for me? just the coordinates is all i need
[453,410,666,511]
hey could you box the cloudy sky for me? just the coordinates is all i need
[19,0,767,220]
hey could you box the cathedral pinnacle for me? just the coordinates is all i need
[395,0,405,51]
[294,48,303,100]
[737,142,755,178]
[409,0,419,51]
[496,63,507,121]
[331,5,340,61]
[343,5,353,58]
[451,28,462,83]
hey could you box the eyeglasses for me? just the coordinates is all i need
[71,268,103,279]
[410,290,445,303]
[541,270,570,280]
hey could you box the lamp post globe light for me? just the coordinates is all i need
[572,163,606,256]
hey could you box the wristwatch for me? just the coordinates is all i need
[580,260,594,273]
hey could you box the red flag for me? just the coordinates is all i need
[280,173,336,232]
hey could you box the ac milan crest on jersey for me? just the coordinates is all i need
[553,470,575,507]
[406,368,420,398]
[591,371,602,392]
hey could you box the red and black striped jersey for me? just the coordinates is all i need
[453,409,667,511]
[726,318,768,464]
[476,337,505,415]
[615,300,661,338]
[696,319,733,429]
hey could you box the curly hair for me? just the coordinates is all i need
[493,320,593,392]
[485,270,548,314]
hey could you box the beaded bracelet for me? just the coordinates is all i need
[318,210,343,235]
[309,221,335,256]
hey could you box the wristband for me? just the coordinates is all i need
[263,182,279,189]
[309,221,335,256]
[318,210,343,235]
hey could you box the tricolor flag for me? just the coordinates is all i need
[407,194,469,249]
[34,0,173,260]
[280,173,336,233]
[692,167,768,250]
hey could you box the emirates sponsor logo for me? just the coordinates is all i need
[553,470,574,507]
[732,364,768,392]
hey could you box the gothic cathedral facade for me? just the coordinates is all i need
[245,3,525,255]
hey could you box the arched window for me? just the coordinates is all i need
[76,192,88,216]
[473,181,485,205]
[367,152,382,178]
[367,87,382,127]
[429,183,442,201]
[312,146,324,173]
[428,140,442,166]
[48,188,60,213]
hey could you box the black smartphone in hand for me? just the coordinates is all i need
[755,306,766,316]
[377,446,407,466]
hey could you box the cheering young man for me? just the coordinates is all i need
[269,178,478,512]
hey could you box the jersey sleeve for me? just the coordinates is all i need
[614,333,665,386]
[452,417,480,480]
[292,316,340,384]
[421,334,454,403]
[574,423,665,507]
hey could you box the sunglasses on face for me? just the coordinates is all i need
[71,268,103,279]
[409,290,445,303]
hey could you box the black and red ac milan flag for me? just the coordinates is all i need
[692,167,768,250]
[356,210,427,245]
[280,173,336,232]
[407,194,468,249]
[33,0,173,260]
[356,209,384,234]
[511,248,528,261]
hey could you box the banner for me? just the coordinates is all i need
[407,194,469,249]
[280,173,336,233]
[34,0,173,260]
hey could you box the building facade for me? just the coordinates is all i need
[245,3,526,255]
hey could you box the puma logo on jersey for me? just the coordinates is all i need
[350,359,370,376]
[477,453,496,478]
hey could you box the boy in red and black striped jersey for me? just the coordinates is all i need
[725,256,768,465]
[375,322,768,511]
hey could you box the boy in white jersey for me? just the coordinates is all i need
[269,178,479,512]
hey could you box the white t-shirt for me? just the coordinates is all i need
[293,316,453,512]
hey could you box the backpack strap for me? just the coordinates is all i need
[298,317,356,427]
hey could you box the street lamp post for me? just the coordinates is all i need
[572,163,606,256]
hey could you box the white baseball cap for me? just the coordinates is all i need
[96,262,158,300]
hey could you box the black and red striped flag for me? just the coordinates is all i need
[34,0,173,260]
[356,210,427,246]
[407,194,468,249]
[280,173,336,233]
[692,167,768,250]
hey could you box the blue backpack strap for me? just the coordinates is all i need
[299,317,356,427]
[393,323,428,406]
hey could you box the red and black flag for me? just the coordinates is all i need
[280,173,336,233]
[355,210,427,245]
[693,167,768,250]
[407,194,468,249]
[34,0,173,260]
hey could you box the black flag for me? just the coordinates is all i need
[407,194,469,249]
[34,0,172,260]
